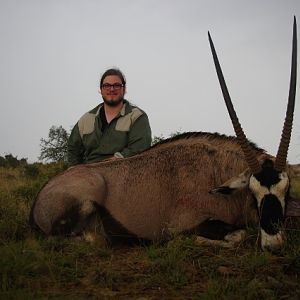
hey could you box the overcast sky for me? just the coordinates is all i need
[0,0,299,164]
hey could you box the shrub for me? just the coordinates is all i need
[23,164,40,179]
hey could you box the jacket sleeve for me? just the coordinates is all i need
[116,113,152,158]
[67,123,85,166]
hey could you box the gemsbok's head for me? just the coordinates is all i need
[209,17,299,251]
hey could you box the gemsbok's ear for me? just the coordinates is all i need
[210,169,251,195]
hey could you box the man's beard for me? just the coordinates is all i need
[102,96,124,107]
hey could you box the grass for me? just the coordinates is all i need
[0,164,300,299]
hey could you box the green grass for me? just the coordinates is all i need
[0,164,300,299]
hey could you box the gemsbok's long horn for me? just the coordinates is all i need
[208,31,261,174]
[274,17,297,172]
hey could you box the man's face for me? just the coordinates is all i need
[100,75,125,107]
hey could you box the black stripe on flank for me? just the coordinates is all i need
[186,219,241,240]
[98,206,150,245]
[259,194,284,235]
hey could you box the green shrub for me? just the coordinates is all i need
[23,164,40,179]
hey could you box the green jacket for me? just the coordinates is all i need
[68,100,152,166]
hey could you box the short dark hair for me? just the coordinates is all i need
[100,68,126,88]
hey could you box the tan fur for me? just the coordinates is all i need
[31,133,298,240]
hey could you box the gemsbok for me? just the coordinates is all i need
[30,18,299,252]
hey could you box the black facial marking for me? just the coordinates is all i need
[259,194,284,235]
[254,159,280,189]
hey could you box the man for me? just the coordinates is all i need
[68,68,152,166]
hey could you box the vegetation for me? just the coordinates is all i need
[0,154,27,168]
[39,125,69,163]
[0,162,299,299]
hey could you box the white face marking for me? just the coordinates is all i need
[270,172,289,206]
[260,229,285,252]
[249,175,269,207]
[249,171,289,251]
[249,172,289,209]
[228,169,251,189]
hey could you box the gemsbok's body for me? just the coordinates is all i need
[30,18,300,251]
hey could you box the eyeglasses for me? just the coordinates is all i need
[101,83,124,90]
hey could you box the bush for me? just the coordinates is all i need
[23,164,40,179]
[0,156,7,167]
[0,154,27,169]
